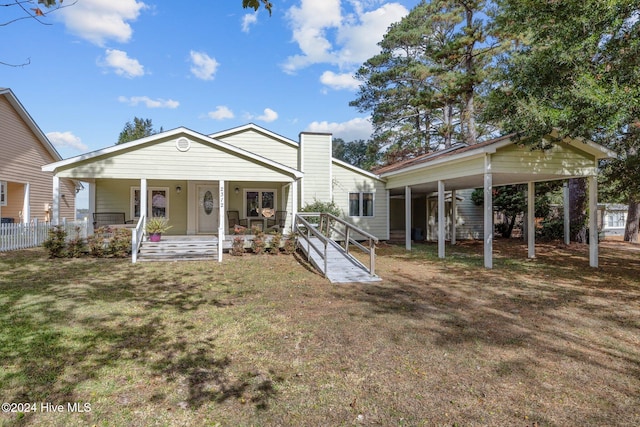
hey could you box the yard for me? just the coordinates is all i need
[1,240,638,426]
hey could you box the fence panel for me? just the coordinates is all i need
[0,219,89,252]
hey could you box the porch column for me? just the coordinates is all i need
[88,182,96,235]
[22,183,30,223]
[52,175,60,225]
[292,179,299,230]
[405,186,412,251]
[563,181,570,245]
[438,180,445,258]
[527,182,535,258]
[588,174,598,267]
[140,179,148,230]
[484,155,493,269]
[451,189,457,245]
[218,180,225,262]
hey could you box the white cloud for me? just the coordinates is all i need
[242,13,258,33]
[320,71,359,91]
[208,106,235,120]
[306,117,373,141]
[46,131,88,151]
[256,108,278,122]
[118,96,179,109]
[283,1,408,73]
[189,50,219,81]
[58,0,147,46]
[101,49,145,78]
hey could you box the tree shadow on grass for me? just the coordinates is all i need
[0,250,280,425]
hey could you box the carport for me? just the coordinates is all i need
[377,133,616,268]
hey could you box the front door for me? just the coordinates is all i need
[197,184,218,234]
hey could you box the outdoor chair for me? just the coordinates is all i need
[227,210,248,232]
[267,210,287,231]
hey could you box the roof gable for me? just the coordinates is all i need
[0,88,62,162]
[42,127,303,179]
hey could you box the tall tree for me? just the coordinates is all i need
[117,117,162,144]
[486,0,640,241]
[332,138,380,171]
[351,0,499,164]
[242,0,272,15]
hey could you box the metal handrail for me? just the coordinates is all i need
[131,215,145,263]
[295,212,378,277]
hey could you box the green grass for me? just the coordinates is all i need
[0,240,639,426]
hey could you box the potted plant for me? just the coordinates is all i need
[145,216,172,242]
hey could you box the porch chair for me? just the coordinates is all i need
[267,210,287,231]
[227,210,248,233]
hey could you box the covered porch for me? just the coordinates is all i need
[379,134,616,269]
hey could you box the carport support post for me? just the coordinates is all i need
[527,182,535,258]
[218,180,225,262]
[438,180,445,258]
[588,175,598,268]
[451,189,457,245]
[405,186,412,251]
[484,155,493,269]
[563,181,570,245]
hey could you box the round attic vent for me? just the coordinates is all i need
[176,137,191,152]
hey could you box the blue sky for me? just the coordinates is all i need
[2,0,420,162]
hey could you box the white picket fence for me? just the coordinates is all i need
[0,218,89,252]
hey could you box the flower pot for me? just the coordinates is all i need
[149,233,162,242]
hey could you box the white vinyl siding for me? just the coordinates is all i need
[491,142,597,176]
[331,161,388,240]
[301,133,331,205]
[53,138,296,182]
[215,129,299,170]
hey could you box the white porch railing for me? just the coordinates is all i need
[0,218,89,252]
[131,215,145,263]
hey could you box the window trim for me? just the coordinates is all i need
[0,181,6,207]
[243,188,277,219]
[348,191,374,217]
[130,186,170,220]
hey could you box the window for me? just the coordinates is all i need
[0,181,6,207]
[607,211,627,228]
[131,187,169,219]
[244,189,276,218]
[349,192,374,217]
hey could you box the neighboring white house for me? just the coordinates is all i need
[598,203,628,237]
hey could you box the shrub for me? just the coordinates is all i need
[282,232,297,255]
[300,198,342,224]
[66,226,86,258]
[538,218,565,241]
[251,227,266,255]
[108,229,132,257]
[43,226,67,258]
[231,235,245,256]
[269,232,282,255]
[87,226,109,257]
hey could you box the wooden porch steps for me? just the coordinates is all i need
[137,238,218,262]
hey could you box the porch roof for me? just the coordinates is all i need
[379,132,616,195]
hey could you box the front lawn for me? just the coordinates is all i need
[1,240,638,426]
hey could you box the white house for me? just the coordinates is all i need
[43,125,615,269]
[42,123,387,239]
